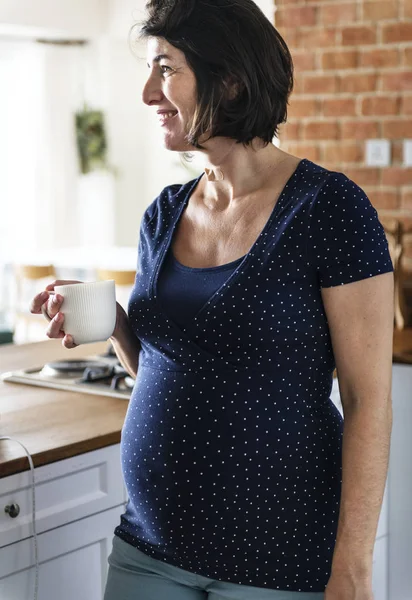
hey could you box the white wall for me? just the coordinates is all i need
[104,0,195,246]
[0,0,107,38]
[0,0,278,249]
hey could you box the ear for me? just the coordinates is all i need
[223,76,242,101]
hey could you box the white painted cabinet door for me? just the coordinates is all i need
[0,505,123,600]
[388,364,412,600]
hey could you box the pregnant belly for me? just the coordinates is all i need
[120,366,342,542]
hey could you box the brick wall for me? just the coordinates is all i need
[275,0,412,277]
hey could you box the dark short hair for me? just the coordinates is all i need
[135,0,294,148]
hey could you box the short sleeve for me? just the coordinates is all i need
[307,173,393,288]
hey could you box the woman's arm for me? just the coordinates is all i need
[109,303,141,379]
[321,271,394,599]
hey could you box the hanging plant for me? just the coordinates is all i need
[75,106,108,174]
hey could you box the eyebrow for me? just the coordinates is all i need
[147,54,174,67]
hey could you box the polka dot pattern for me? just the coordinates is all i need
[114,159,393,592]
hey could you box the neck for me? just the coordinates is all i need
[195,138,290,205]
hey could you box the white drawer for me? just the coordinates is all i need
[0,444,125,547]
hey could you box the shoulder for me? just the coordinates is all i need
[302,161,373,215]
[143,179,197,224]
[141,177,201,233]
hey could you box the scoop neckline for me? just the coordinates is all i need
[151,157,307,324]
[169,250,246,273]
[166,157,307,274]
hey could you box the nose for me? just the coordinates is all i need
[142,72,163,106]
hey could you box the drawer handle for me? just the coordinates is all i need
[5,503,20,518]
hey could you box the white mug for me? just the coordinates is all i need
[52,280,116,345]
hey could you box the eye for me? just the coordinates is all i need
[160,65,173,74]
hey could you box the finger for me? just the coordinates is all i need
[45,312,65,339]
[30,291,49,314]
[45,279,82,291]
[46,293,64,320]
[62,334,77,349]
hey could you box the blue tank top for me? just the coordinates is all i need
[115,159,393,592]
[157,249,244,331]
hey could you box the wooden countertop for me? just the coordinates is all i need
[1,328,412,479]
[0,340,128,478]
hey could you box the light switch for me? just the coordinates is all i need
[403,140,412,167]
[365,139,391,167]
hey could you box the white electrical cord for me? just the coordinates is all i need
[0,436,38,600]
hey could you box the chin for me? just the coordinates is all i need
[162,132,193,153]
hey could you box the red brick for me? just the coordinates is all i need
[344,168,380,187]
[322,98,357,117]
[276,27,299,48]
[362,1,398,20]
[392,142,403,164]
[361,96,401,116]
[292,51,317,72]
[339,73,377,93]
[382,119,412,139]
[381,168,412,186]
[279,121,301,141]
[321,161,342,171]
[293,77,305,94]
[382,23,412,44]
[281,142,321,162]
[405,0,412,18]
[319,3,357,25]
[401,189,412,210]
[364,189,399,210]
[401,96,412,115]
[342,26,376,45]
[303,74,338,94]
[322,50,358,70]
[404,48,412,67]
[276,6,317,28]
[323,142,363,163]
[288,98,319,118]
[341,120,380,139]
[296,28,338,49]
[303,121,340,140]
[382,72,412,92]
[360,48,400,68]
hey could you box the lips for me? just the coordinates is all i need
[157,110,178,126]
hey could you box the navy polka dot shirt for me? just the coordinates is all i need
[114,159,393,592]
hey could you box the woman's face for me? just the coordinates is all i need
[142,37,198,151]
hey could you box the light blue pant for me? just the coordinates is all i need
[103,535,325,600]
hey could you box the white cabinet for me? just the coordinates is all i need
[388,364,412,600]
[0,444,126,600]
[0,506,121,600]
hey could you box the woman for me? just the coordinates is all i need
[31,1,394,598]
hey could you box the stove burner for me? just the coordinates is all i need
[78,365,134,390]
[41,360,111,378]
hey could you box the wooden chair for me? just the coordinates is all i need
[96,268,136,310]
[96,269,136,286]
[13,264,56,343]
[380,218,409,330]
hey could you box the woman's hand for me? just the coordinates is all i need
[30,279,82,349]
[325,571,373,600]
